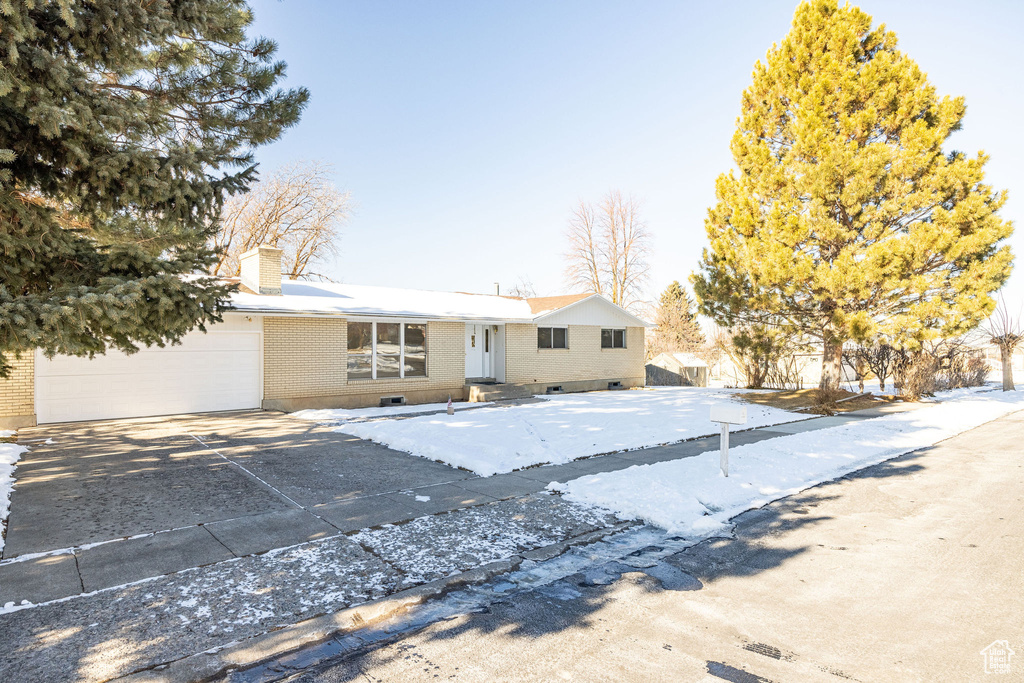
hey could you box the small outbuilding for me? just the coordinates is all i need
[646,352,709,387]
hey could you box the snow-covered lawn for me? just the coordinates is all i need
[324,388,806,476]
[291,400,491,423]
[0,435,27,553]
[552,386,1024,538]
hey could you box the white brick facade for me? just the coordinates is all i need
[504,323,645,386]
[262,317,466,410]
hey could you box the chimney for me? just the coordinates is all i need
[239,245,283,295]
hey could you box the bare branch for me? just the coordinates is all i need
[213,160,351,280]
[563,190,651,312]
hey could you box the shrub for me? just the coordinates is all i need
[811,387,844,415]
[894,353,937,400]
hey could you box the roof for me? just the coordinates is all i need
[524,293,593,315]
[649,352,708,368]
[228,280,649,324]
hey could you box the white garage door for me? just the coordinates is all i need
[35,316,262,424]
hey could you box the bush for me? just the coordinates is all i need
[891,341,988,399]
[811,387,844,415]
[894,353,937,400]
[936,353,987,391]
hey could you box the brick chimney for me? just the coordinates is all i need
[239,245,283,295]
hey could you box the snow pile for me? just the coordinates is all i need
[292,400,490,423]
[551,387,1024,537]
[330,388,805,476]
[0,438,27,552]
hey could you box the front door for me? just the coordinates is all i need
[465,324,492,378]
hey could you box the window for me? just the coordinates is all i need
[404,324,426,377]
[601,328,626,349]
[376,323,401,378]
[348,321,427,380]
[538,327,568,349]
[347,322,373,379]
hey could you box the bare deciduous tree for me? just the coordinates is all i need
[506,276,537,298]
[983,295,1023,391]
[213,161,350,280]
[564,191,651,311]
[848,343,896,392]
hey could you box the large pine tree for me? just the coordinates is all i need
[0,0,308,375]
[692,0,1013,389]
[649,281,706,357]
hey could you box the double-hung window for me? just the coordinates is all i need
[348,321,427,379]
[537,327,568,349]
[601,328,626,349]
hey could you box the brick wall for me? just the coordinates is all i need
[0,353,36,428]
[262,317,466,409]
[504,324,645,384]
[264,317,347,398]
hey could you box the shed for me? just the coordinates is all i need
[646,352,709,387]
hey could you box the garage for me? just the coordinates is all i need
[34,316,262,424]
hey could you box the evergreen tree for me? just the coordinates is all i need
[0,0,308,375]
[649,281,706,357]
[691,0,1013,390]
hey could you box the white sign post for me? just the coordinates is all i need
[710,404,747,477]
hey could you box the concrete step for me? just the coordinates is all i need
[467,383,533,402]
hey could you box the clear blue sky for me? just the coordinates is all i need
[247,0,1024,305]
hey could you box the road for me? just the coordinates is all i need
[278,410,1024,682]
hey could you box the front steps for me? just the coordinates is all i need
[466,382,533,402]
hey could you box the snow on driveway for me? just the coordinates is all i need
[0,436,27,553]
[551,386,1024,538]
[326,388,806,476]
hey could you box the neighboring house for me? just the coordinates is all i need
[646,352,708,387]
[0,246,650,427]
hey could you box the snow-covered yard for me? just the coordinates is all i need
[315,388,806,476]
[552,386,1024,538]
[0,435,27,553]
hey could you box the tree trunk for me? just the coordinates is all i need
[1000,344,1015,391]
[819,339,843,391]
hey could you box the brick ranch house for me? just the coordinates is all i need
[0,246,650,428]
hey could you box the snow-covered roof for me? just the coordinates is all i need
[229,280,585,322]
[649,352,708,368]
[670,352,708,367]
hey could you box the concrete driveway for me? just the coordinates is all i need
[1,410,504,603]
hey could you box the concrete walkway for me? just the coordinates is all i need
[0,401,918,608]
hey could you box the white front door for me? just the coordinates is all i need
[465,324,492,378]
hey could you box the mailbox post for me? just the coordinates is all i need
[710,404,747,477]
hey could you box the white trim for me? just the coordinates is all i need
[532,294,651,327]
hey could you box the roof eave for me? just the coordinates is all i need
[531,294,653,327]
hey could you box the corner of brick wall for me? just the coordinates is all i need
[0,352,36,426]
